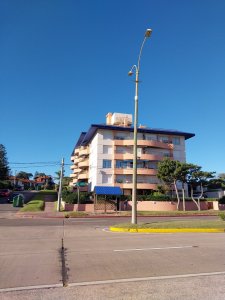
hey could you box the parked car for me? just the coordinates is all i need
[0,189,11,197]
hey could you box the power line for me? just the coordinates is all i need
[9,161,60,165]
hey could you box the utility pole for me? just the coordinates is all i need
[57,158,64,212]
[14,170,17,189]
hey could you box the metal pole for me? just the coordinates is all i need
[57,158,64,212]
[77,185,80,205]
[131,69,139,224]
[130,29,152,225]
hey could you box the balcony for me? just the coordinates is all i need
[79,148,89,156]
[71,155,76,162]
[114,168,157,175]
[79,160,89,168]
[113,139,173,150]
[70,173,78,178]
[114,153,166,161]
[70,165,76,170]
[78,173,88,180]
[73,168,82,173]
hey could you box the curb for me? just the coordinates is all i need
[109,227,225,233]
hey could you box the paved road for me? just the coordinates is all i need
[0,217,224,299]
[0,191,36,216]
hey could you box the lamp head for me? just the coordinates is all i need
[128,70,133,76]
[145,28,152,38]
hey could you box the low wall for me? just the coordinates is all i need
[64,201,225,212]
[207,202,225,211]
[127,200,209,211]
[64,203,95,212]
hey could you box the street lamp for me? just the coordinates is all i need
[128,28,152,224]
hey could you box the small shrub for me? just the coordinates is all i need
[219,196,225,204]
[20,200,45,212]
[219,212,225,221]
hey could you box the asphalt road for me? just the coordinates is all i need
[0,192,35,218]
[0,217,225,299]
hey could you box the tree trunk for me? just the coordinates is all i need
[190,186,200,211]
[174,180,180,210]
[182,183,186,211]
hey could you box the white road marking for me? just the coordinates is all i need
[0,283,62,293]
[114,245,195,252]
[69,271,225,287]
[1,271,224,292]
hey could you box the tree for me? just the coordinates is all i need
[174,162,193,211]
[188,168,215,210]
[157,158,181,209]
[34,172,47,179]
[218,173,225,180]
[0,144,10,180]
[16,171,33,180]
[62,176,72,187]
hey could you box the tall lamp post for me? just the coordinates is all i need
[128,28,152,224]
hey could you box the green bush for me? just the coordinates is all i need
[219,212,225,221]
[20,200,45,212]
[62,191,90,204]
[136,194,170,201]
[219,196,225,204]
[0,180,12,189]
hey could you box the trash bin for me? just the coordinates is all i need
[13,194,24,207]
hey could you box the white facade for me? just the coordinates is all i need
[70,112,194,195]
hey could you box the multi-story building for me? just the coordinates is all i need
[70,113,195,195]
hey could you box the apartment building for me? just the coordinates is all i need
[70,113,195,195]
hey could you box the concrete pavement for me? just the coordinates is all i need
[0,217,224,299]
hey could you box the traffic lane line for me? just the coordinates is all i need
[68,271,225,287]
[113,245,197,252]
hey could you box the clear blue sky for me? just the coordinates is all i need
[1,0,225,179]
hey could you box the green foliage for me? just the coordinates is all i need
[20,200,45,212]
[142,194,170,201]
[219,196,225,204]
[16,171,33,179]
[157,158,178,184]
[62,190,90,204]
[0,144,10,180]
[120,195,132,201]
[219,212,225,221]
[65,211,88,218]
[0,180,12,189]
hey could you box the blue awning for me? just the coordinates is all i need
[94,186,122,195]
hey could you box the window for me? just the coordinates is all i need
[103,160,112,168]
[159,136,169,143]
[172,137,181,145]
[116,160,133,169]
[103,145,112,154]
[102,174,112,184]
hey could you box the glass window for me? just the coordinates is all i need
[103,160,112,168]
[159,136,169,143]
[103,145,112,154]
[102,174,112,184]
[172,137,180,145]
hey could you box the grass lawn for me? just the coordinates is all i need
[120,210,219,217]
[112,219,225,229]
[65,211,89,218]
[20,200,45,212]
